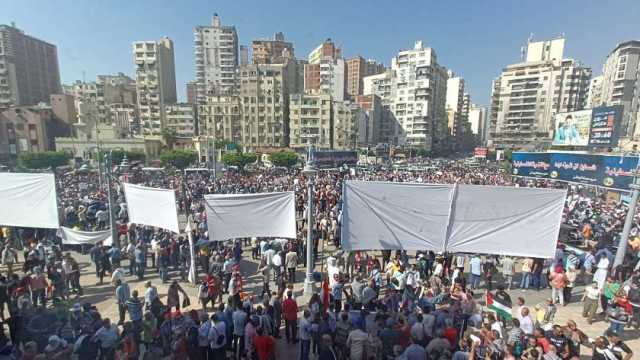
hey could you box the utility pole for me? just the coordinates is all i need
[303,144,317,295]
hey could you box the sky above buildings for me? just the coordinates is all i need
[3,0,639,104]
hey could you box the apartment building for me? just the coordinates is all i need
[197,94,242,143]
[0,24,61,107]
[289,93,332,148]
[305,39,345,100]
[598,41,640,137]
[389,41,448,150]
[446,73,466,138]
[489,38,591,147]
[252,32,294,64]
[165,103,196,137]
[133,37,177,135]
[345,56,385,99]
[468,104,488,145]
[194,14,238,102]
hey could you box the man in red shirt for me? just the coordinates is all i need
[29,267,48,308]
[253,326,275,360]
[282,290,298,343]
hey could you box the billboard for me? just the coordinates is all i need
[474,147,488,158]
[314,150,358,168]
[589,105,623,147]
[512,152,551,178]
[549,153,600,186]
[512,152,640,191]
[601,155,640,190]
[552,110,592,146]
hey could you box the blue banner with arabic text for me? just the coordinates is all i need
[512,152,550,178]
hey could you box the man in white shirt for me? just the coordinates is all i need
[502,257,515,290]
[299,310,312,360]
[518,307,534,335]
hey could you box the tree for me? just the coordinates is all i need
[18,151,72,169]
[159,149,197,170]
[160,128,178,149]
[415,148,429,158]
[269,151,299,168]
[222,152,257,170]
[107,149,146,165]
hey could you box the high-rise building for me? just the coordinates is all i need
[63,72,136,128]
[194,14,238,103]
[354,94,384,146]
[238,63,295,148]
[197,93,241,143]
[489,38,591,147]
[446,72,466,138]
[333,100,360,149]
[252,32,294,65]
[289,93,333,149]
[0,24,61,107]
[133,37,177,135]
[308,39,341,65]
[597,41,640,137]
[304,39,345,101]
[239,46,249,66]
[388,41,448,150]
[468,104,488,145]
[165,103,195,137]
[186,81,197,104]
[345,56,385,99]
[587,75,603,109]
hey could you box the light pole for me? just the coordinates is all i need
[303,144,317,295]
[613,156,640,269]
[106,148,126,249]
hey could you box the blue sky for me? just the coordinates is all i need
[3,1,639,104]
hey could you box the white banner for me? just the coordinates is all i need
[60,226,112,246]
[123,183,180,233]
[341,181,566,258]
[446,185,566,258]
[204,191,296,241]
[0,173,59,229]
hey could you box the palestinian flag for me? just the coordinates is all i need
[486,291,512,320]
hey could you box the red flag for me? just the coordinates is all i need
[322,279,330,313]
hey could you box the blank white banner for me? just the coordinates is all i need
[446,185,566,258]
[341,181,566,258]
[204,192,296,241]
[0,173,59,229]
[341,181,452,251]
[60,226,112,246]
[123,183,179,233]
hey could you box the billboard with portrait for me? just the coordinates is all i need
[552,110,593,146]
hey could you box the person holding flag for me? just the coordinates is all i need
[486,287,512,322]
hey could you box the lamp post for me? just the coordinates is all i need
[106,148,126,249]
[303,144,317,295]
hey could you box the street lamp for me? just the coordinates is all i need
[105,148,126,249]
[303,144,318,295]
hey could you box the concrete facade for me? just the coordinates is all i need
[345,56,385,99]
[598,41,640,137]
[165,103,195,137]
[0,24,61,107]
[252,32,294,64]
[194,14,238,102]
[133,37,177,135]
[289,93,332,149]
[489,38,591,148]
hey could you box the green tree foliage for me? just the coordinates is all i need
[107,149,146,164]
[160,128,178,149]
[18,151,72,169]
[159,149,198,170]
[269,151,299,168]
[415,148,429,157]
[222,152,257,170]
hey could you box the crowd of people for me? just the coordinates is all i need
[0,160,637,359]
